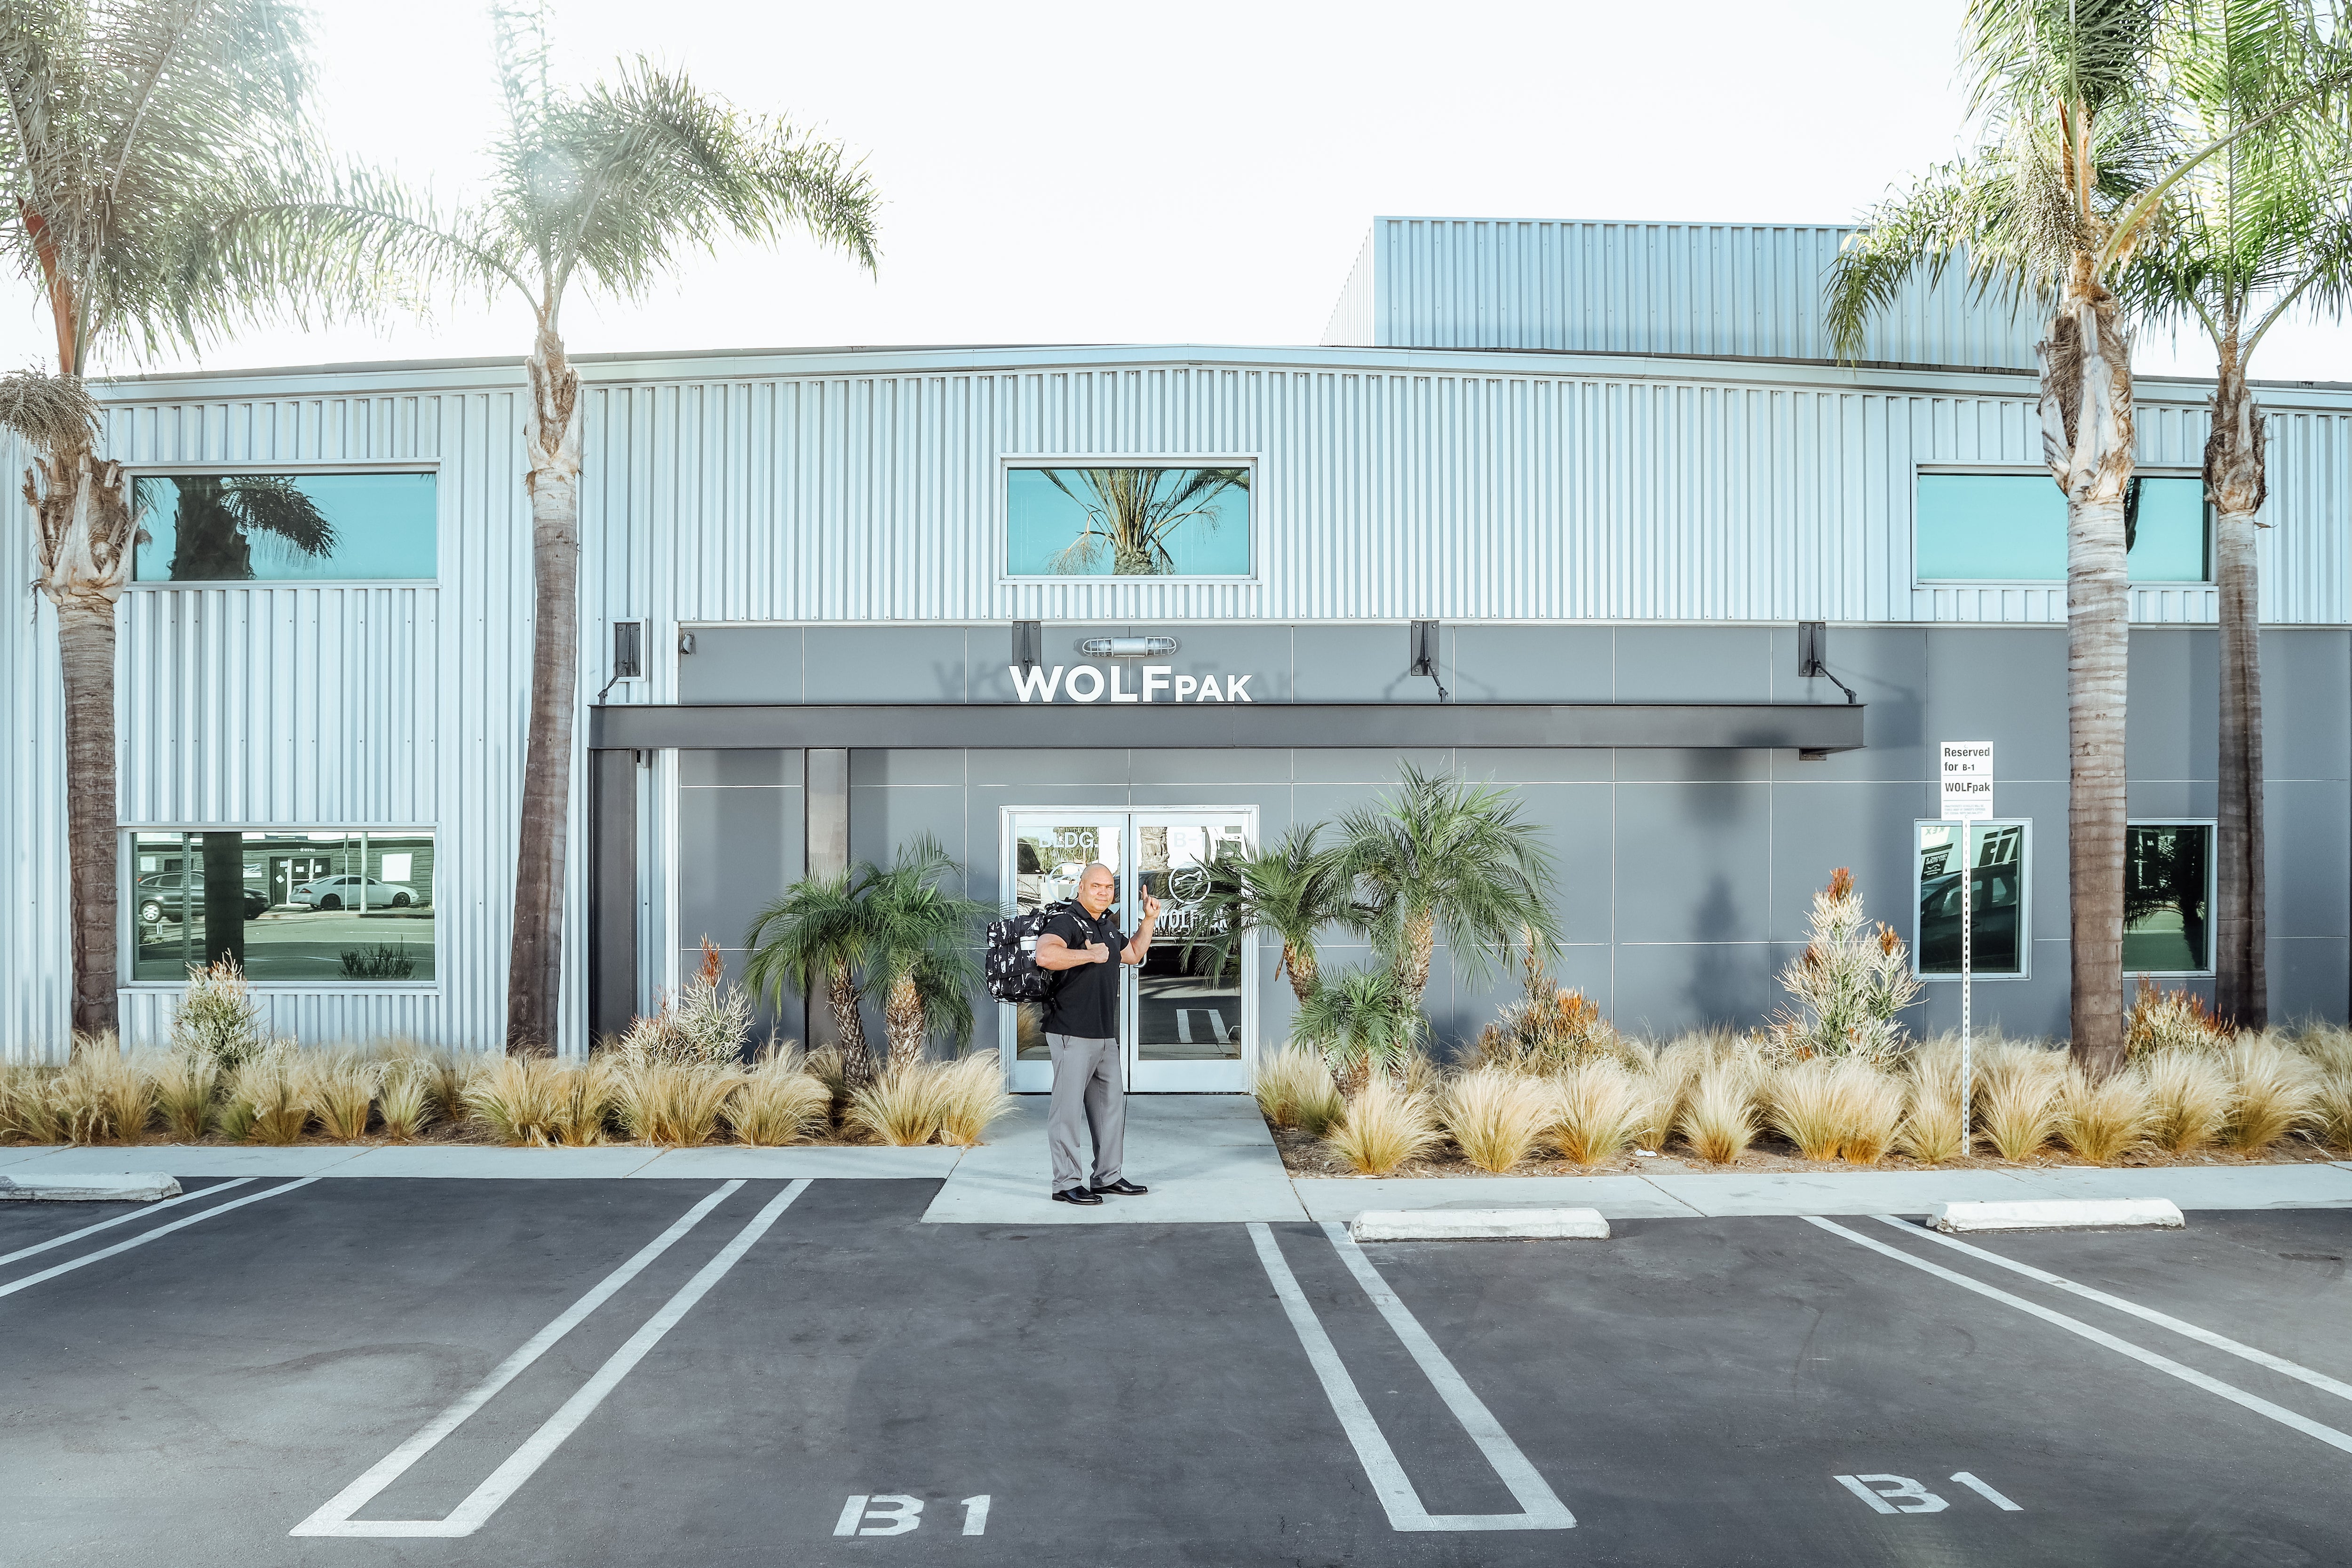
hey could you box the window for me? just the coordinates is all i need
[129,829,436,983]
[132,471,436,582]
[2126,822,2212,974]
[1916,473,2208,582]
[1006,463,1251,577]
[1915,820,2029,977]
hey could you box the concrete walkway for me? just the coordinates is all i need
[6,1102,2351,1221]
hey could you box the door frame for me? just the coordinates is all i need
[996,804,1259,1094]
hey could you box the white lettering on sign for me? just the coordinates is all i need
[1939,741,1994,822]
[1009,665,1256,704]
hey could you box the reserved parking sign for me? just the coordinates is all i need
[1939,742,1994,820]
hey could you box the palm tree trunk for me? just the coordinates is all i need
[506,325,583,1053]
[1281,942,1318,1005]
[2208,339,2268,1029]
[827,955,873,1086]
[884,974,926,1071]
[2044,279,2135,1074]
[24,440,135,1037]
[1396,908,1435,1010]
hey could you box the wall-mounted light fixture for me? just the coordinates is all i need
[1408,620,1449,701]
[596,621,643,702]
[1076,636,1180,658]
[1012,620,1042,671]
[1796,621,1857,704]
[678,630,697,656]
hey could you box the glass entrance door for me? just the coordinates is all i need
[1001,808,1256,1094]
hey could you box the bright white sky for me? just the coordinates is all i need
[8,0,2348,381]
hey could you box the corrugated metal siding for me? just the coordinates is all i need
[1,427,72,1061]
[1320,227,1378,347]
[0,389,568,1059]
[1351,217,2044,370]
[582,358,2344,630]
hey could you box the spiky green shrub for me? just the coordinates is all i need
[170,958,267,1068]
[1291,968,1425,1094]
[1766,869,1921,1063]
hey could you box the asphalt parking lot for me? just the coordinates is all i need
[4,1179,2348,1567]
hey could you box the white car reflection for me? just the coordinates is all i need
[292,874,421,910]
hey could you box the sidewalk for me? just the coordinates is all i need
[6,1110,2351,1221]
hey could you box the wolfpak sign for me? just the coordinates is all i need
[1009,664,1255,703]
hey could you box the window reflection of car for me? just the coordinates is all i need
[134,873,270,925]
[1919,867,2020,967]
[292,875,419,910]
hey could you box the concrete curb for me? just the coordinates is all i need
[1350,1207,1610,1241]
[0,1171,182,1203]
[1929,1197,2185,1234]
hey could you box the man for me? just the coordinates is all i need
[1032,862,1160,1206]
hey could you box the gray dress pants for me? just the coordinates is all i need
[1045,1033,1124,1191]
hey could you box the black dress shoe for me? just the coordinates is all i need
[1091,1178,1149,1196]
[1052,1187,1104,1206]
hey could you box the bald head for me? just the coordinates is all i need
[1077,861,1116,915]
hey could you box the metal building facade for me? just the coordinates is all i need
[4,318,2349,1060]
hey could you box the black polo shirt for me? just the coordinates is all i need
[1040,903,1125,1039]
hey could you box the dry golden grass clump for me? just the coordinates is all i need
[221,1047,314,1145]
[304,1052,383,1141]
[1325,1077,1442,1175]
[934,1053,1017,1147]
[1896,1039,1968,1164]
[147,1051,219,1143]
[2304,1029,2352,1154]
[1976,1044,2066,1161]
[2221,1036,2318,1154]
[2056,1065,2156,1164]
[1440,1066,1552,1173]
[1255,1043,1346,1137]
[1766,1059,1847,1161]
[613,1059,740,1147]
[547,1060,620,1146]
[463,1056,570,1146]
[40,1036,158,1145]
[726,1054,832,1146]
[1677,1059,1759,1164]
[375,1060,435,1141]
[2141,1047,2233,1155]
[1549,1060,1651,1167]
[845,1065,948,1146]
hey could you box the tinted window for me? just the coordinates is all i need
[1007,465,1251,577]
[1916,474,2207,582]
[2125,823,2210,973]
[1915,820,2028,976]
[130,829,436,983]
[133,472,436,582]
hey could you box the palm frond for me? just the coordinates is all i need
[0,368,96,451]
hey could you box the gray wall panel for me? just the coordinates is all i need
[1612,942,1780,1037]
[1612,626,1775,702]
[1614,782,1772,945]
[1449,626,1616,702]
[1767,782,1920,943]
[1924,629,2069,782]
[2267,779,2351,938]
[2272,938,2350,1023]
[2125,629,2218,781]
[2262,629,2351,782]
[678,626,804,703]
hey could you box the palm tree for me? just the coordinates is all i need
[1291,968,1425,1095]
[743,868,877,1087]
[1046,466,1248,575]
[1825,0,2344,1070]
[1,0,318,1035]
[1326,765,1561,1013]
[229,6,880,1051]
[135,474,334,581]
[2113,0,2352,1028]
[855,837,992,1071]
[1183,825,1347,1004]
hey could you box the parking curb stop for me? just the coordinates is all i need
[1929,1197,2185,1234]
[0,1172,183,1203]
[1349,1208,1610,1242]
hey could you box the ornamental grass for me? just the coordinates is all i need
[1677,1060,1759,1165]
[1549,1060,1649,1167]
[305,1052,383,1141]
[463,1056,571,1146]
[2055,1065,2155,1165]
[149,1051,219,1143]
[614,1059,739,1147]
[726,1055,832,1146]
[1976,1044,2066,1162]
[2221,1036,2318,1155]
[375,1060,436,1141]
[1324,1077,1441,1175]
[934,1053,1017,1148]
[844,1065,948,1146]
[1440,1066,1552,1173]
[1254,1043,1346,1136]
[222,1047,314,1145]
[2142,1047,2234,1156]
[1896,1039,1968,1164]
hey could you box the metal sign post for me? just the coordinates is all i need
[1939,742,1994,1150]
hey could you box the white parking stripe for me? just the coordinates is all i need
[0,1178,316,1299]
[1806,1216,2352,1457]
[296,1179,808,1539]
[290,1180,748,1537]
[1875,1215,2352,1406]
[0,1178,255,1268]
[1248,1222,1573,1532]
